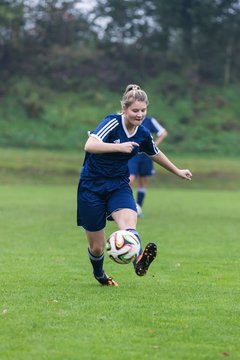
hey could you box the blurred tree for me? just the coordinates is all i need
[15,0,98,89]
[31,0,94,47]
[93,0,240,84]
[0,0,240,88]
[0,0,25,79]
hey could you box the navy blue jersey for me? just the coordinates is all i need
[128,116,166,178]
[81,114,160,181]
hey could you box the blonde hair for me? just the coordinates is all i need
[121,84,149,109]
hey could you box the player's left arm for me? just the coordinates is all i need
[152,152,192,180]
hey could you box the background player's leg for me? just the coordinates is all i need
[137,177,147,207]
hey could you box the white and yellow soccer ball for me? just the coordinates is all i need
[106,230,140,264]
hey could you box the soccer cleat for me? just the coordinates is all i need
[134,242,157,276]
[94,273,119,287]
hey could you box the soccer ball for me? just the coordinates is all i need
[106,230,140,264]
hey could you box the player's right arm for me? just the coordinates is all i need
[84,136,139,154]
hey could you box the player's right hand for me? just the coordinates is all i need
[118,142,139,153]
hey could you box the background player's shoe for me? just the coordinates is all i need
[136,203,143,217]
[135,242,157,276]
[94,273,119,286]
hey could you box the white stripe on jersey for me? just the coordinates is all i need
[150,134,160,154]
[149,134,160,157]
[151,117,166,136]
[97,118,119,140]
[153,143,160,154]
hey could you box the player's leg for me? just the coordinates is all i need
[108,185,157,277]
[111,208,137,229]
[111,208,142,259]
[77,185,118,286]
[112,208,157,276]
[86,230,118,286]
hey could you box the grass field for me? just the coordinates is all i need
[1,180,240,359]
[0,147,240,189]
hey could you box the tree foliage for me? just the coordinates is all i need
[0,0,240,89]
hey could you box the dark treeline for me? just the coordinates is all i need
[1,0,240,91]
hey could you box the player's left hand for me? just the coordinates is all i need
[178,169,192,180]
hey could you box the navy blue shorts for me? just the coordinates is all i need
[128,153,155,177]
[77,180,137,231]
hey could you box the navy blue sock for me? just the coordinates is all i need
[126,228,142,266]
[88,248,105,279]
[137,188,146,207]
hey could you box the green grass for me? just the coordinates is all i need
[1,184,240,360]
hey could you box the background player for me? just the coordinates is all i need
[77,84,192,287]
[128,116,168,216]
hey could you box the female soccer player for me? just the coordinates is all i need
[77,84,192,286]
[128,116,168,216]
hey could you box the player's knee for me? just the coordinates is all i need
[89,243,105,256]
[120,213,137,229]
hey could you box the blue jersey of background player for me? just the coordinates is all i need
[77,84,192,287]
[128,116,168,216]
